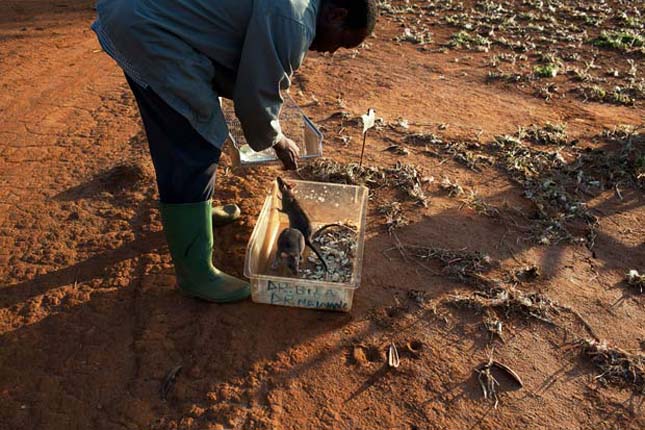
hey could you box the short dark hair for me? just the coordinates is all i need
[328,0,377,34]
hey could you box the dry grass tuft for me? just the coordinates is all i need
[578,339,645,394]
[401,245,498,285]
[300,159,430,206]
[378,202,409,233]
[444,286,558,324]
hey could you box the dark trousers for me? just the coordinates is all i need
[125,74,222,204]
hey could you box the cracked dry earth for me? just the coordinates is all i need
[1,1,644,430]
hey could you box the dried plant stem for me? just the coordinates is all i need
[359,131,368,168]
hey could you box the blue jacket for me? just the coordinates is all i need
[92,0,319,151]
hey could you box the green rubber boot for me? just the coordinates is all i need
[160,200,251,303]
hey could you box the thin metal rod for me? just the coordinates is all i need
[359,131,367,167]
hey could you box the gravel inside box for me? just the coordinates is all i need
[301,223,358,283]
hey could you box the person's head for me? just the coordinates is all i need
[310,0,377,53]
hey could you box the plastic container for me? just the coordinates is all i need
[221,96,323,167]
[244,179,369,312]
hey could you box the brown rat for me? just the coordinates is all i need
[276,177,329,272]
[272,227,306,275]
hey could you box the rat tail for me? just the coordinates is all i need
[312,223,357,240]
[306,238,329,272]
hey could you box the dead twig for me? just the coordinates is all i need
[160,364,182,400]
[476,349,500,408]
[475,348,523,409]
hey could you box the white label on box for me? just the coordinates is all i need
[253,279,351,311]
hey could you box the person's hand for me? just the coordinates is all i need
[273,136,300,170]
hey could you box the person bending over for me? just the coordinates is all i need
[91,0,377,302]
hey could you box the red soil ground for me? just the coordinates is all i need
[1,1,643,429]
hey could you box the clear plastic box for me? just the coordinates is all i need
[221,96,323,167]
[244,179,369,312]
